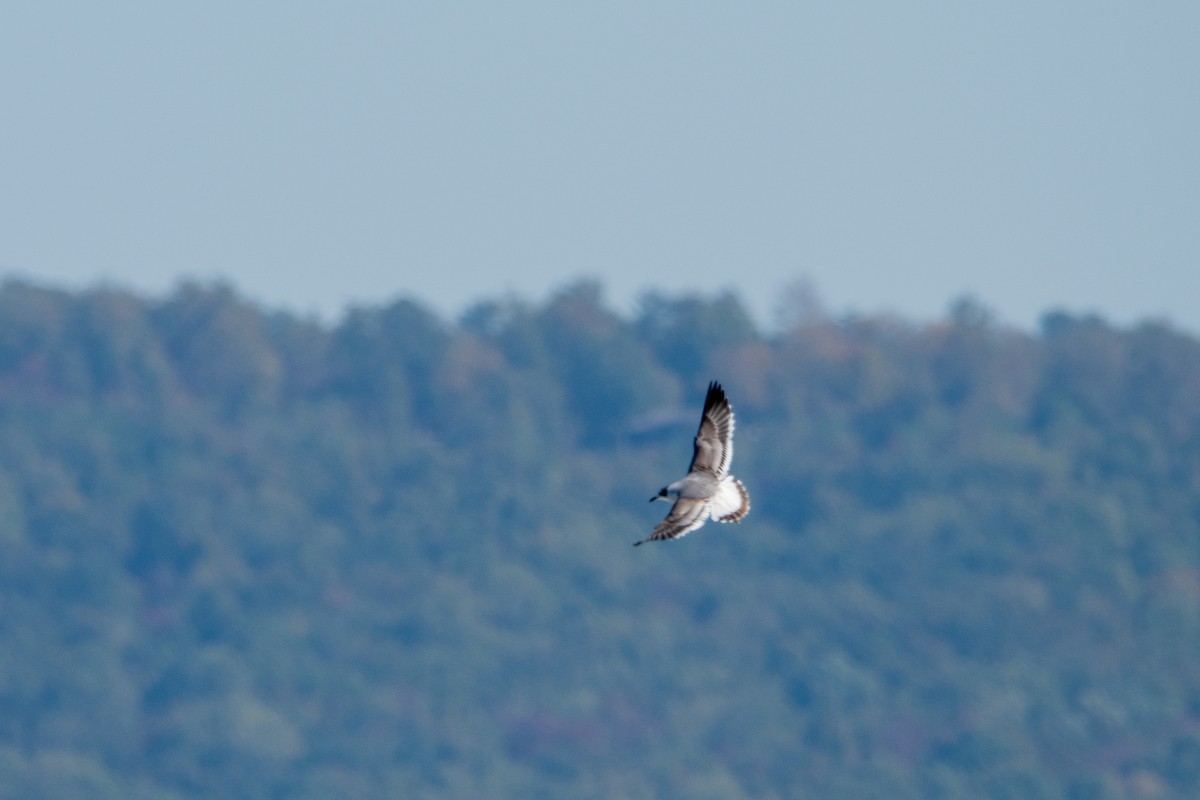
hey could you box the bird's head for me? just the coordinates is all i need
[650,486,671,503]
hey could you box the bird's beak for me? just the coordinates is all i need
[649,496,657,502]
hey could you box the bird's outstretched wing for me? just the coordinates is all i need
[688,381,735,478]
[634,498,709,546]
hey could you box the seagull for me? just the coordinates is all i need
[635,381,751,546]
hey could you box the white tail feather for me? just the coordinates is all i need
[710,477,750,522]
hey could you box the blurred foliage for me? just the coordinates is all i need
[1,277,1199,799]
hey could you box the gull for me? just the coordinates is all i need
[635,381,751,546]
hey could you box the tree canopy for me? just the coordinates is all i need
[1,278,1198,799]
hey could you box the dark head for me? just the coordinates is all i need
[650,486,669,502]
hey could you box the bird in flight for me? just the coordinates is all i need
[635,381,750,546]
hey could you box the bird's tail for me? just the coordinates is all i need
[712,477,750,522]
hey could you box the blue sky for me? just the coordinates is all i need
[2,3,1197,330]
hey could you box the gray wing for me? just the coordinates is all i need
[633,498,710,546]
[688,382,735,478]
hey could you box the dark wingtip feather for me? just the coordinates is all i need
[703,380,726,413]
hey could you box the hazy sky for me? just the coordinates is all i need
[2,3,1197,330]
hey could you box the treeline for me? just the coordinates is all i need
[0,278,1199,799]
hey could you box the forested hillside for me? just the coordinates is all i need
[1,278,1198,799]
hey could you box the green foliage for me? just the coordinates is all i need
[1,279,1199,798]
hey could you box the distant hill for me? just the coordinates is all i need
[1,278,1198,799]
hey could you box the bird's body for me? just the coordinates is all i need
[635,381,751,546]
